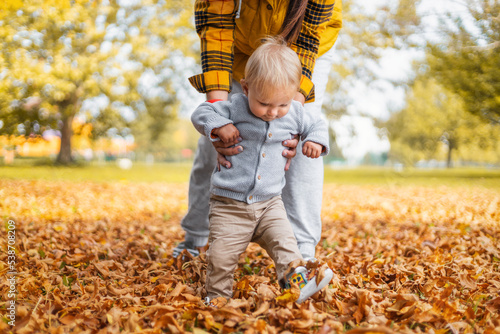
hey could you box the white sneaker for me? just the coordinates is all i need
[285,265,334,304]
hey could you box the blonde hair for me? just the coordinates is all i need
[244,36,302,96]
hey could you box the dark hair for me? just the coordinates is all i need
[279,0,308,45]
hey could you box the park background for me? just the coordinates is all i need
[1,0,500,169]
[1,0,500,333]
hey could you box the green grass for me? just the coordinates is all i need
[323,166,500,188]
[0,161,192,183]
[1,159,500,188]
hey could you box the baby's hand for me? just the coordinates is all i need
[302,142,323,159]
[212,124,240,144]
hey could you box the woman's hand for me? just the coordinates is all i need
[281,92,305,171]
[213,138,243,170]
[282,135,299,171]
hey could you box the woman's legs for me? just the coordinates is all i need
[175,83,244,255]
[282,46,336,259]
[177,135,216,252]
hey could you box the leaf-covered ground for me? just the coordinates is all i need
[1,179,499,333]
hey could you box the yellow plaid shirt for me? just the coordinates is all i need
[189,0,342,102]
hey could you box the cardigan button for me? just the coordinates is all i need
[249,196,253,200]
[262,153,266,158]
[268,133,272,138]
[258,175,261,180]
[267,4,272,10]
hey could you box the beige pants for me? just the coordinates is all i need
[206,195,303,299]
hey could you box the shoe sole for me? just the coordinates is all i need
[296,268,334,304]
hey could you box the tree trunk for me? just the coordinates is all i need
[56,114,74,165]
[446,139,455,169]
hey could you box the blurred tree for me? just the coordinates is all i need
[132,117,199,161]
[0,0,196,164]
[427,0,500,123]
[384,77,500,167]
[324,0,424,118]
[325,1,396,118]
[322,1,419,161]
[384,0,500,123]
[379,0,423,48]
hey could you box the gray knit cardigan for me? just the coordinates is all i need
[191,93,329,204]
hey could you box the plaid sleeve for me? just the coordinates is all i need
[292,0,335,102]
[188,0,236,94]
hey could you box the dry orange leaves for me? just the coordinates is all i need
[0,179,499,333]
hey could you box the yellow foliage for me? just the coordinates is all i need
[0,0,23,17]
[275,289,299,303]
[1,180,499,332]
[0,0,195,145]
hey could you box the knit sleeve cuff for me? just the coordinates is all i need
[188,71,232,94]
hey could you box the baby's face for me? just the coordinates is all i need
[242,82,296,122]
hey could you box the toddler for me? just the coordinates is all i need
[191,37,334,305]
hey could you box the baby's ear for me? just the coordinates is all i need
[240,79,249,95]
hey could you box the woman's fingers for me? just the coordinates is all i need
[283,149,296,171]
[282,136,299,149]
[216,153,231,169]
[214,144,243,169]
[282,135,299,171]
[283,137,298,157]
[285,147,297,158]
[213,136,242,148]
[215,145,243,157]
[211,137,243,169]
